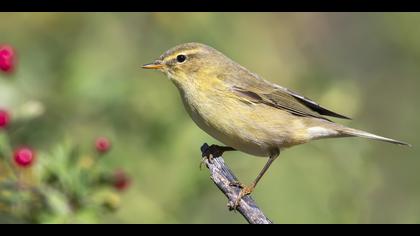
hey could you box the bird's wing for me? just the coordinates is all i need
[227,73,350,121]
[282,87,351,120]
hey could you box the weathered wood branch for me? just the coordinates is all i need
[200,143,273,224]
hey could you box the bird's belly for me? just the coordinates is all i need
[181,91,306,157]
[194,114,270,157]
[190,112,270,157]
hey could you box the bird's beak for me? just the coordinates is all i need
[142,60,163,70]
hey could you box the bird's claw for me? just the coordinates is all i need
[229,183,255,210]
[199,155,214,170]
[199,143,224,170]
[229,180,246,189]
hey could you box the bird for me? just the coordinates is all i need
[142,42,410,208]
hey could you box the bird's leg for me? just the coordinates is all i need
[231,149,280,209]
[200,143,235,169]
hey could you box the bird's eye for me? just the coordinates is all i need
[176,54,187,63]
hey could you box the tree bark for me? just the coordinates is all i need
[200,143,273,224]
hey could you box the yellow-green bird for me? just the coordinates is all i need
[143,42,410,207]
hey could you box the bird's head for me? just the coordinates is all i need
[143,42,233,88]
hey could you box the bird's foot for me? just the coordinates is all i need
[199,155,214,170]
[199,143,231,170]
[229,180,246,189]
[200,143,214,169]
[228,181,255,210]
[201,143,228,158]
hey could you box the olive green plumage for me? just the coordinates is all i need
[144,42,409,154]
[143,42,410,207]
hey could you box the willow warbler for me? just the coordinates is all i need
[143,42,410,207]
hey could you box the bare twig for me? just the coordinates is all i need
[200,143,273,224]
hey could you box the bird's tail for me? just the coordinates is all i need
[339,126,411,147]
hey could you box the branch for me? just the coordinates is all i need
[200,143,273,224]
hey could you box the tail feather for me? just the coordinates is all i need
[340,127,411,147]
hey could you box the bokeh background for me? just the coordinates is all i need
[0,13,418,223]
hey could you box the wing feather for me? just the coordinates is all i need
[232,86,333,121]
[223,70,350,121]
[284,88,351,119]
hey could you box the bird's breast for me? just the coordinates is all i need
[177,82,287,157]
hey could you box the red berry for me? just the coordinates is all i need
[0,109,10,129]
[113,169,131,191]
[0,45,16,73]
[13,147,35,168]
[96,137,111,154]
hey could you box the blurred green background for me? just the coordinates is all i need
[0,13,418,223]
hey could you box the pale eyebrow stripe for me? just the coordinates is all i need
[164,48,204,61]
